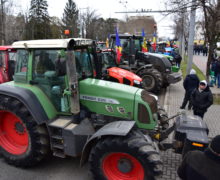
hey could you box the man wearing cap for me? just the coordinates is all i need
[178,135,220,180]
[180,69,200,110]
[191,80,213,119]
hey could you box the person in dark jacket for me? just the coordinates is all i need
[191,80,213,119]
[180,69,200,110]
[203,46,208,56]
[178,135,220,180]
[210,58,217,87]
[215,57,220,88]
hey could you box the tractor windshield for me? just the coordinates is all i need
[102,52,116,68]
[97,42,107,50]
[134,39,142,51]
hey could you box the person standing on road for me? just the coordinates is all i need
[215,57,220,88]
[180,69,200,110]
[177,135,220,180]
[191,80,213,119]
[210,58,217,87]
[203,45,208,56]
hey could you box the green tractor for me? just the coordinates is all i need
[0,38,209,180]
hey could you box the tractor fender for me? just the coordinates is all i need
[0,84,49,124]
[80,120,135,166]
[136,64,153,75]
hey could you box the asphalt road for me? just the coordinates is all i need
[0,88,166,180]
[0,154,92,180]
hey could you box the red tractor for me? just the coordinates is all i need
[95,47,142,88]
[0,46,16,83]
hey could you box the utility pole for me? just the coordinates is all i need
[186,0,197,75]
[181,10,186,59]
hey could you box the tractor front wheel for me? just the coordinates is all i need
[89,131,162,180]
[0,95,50,167]
[138,68,163,94]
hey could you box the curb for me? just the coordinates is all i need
[163,84,170,113]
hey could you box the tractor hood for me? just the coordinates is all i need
[140,52,172,72]
[79,78,140,119]
[108,67,142,83]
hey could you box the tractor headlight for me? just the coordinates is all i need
[134,80,141,85]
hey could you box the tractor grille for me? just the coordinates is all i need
[138,103,150,124]
[141,90,158,113]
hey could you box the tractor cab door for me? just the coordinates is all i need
[32,49,71,113]
[0,51,9,83]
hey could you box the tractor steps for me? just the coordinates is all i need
[53,151,66,158]
[48,117,94,158]
[48,117,74,158]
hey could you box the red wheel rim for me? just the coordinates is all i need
[0,111,29,155]
[102,152,145,180]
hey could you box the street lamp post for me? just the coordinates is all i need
[186,0,197,75]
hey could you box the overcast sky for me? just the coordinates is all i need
[16,0,175,38]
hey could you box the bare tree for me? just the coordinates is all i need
[82,8,100,39]
[0,0,7,45]
[165,0,220,79]
[199,0,220,79]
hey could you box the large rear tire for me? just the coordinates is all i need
[89,130,162,180]
[138,68,163,94]
[0,95,50,167]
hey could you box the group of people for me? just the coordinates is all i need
[178,69,220,180]
[193,44,208,56]
[170,48,182,67]
[210,56,220,88]
[180,69,213,119]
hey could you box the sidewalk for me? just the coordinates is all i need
[159,78,220,180]
[193,55,220,94]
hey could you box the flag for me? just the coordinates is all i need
[106,38,109,48]
[152,32,157,51]
[141,29,148,52]
[115,28,122,64]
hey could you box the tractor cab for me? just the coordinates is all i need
[13,39,94,113]
[0,46,16,83]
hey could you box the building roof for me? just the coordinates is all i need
[12,38,93,49]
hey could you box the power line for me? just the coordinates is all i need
[115,10,180,14]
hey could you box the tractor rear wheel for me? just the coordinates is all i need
[0,95,50,167]
[89,130,162,180]
[138,68,163,94]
